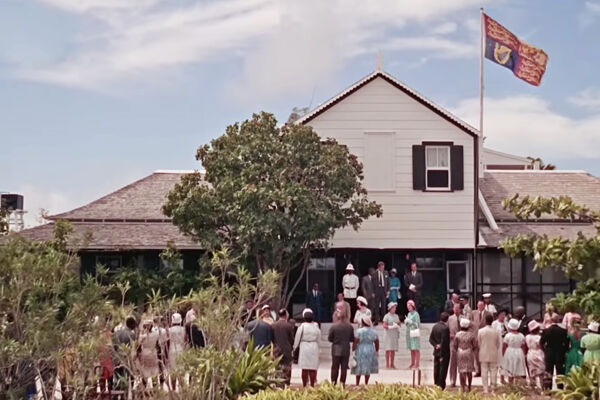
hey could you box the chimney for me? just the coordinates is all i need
[532,159,541,170]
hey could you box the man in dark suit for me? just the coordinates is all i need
[328,309,355,386]
[540,313,569,390]
[514,306,530,336]
[429,312,451,389]
[272,309,295,386]
[306,283,325,322]
[372,261,390,324]
[360,267,376,319]
[404,262,423,309]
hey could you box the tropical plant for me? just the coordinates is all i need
[555,361,600,400]
[163,112,382,307]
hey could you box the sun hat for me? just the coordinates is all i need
[508,318,520,331]
[302,308,313,318]
[356,296,368,306]
[528,320,540,332]
[387,302,397,310]
[362,316,373,327]
[588,321,600,333]
[460,318,470,328]
[482,293,492,298]
[171,313,182,325]
[346,263,354,271]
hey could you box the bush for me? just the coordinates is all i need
[555,361,600,400]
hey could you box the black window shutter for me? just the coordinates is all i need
[412,145,426,190]
[451,145,464,191]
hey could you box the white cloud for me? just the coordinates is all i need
[13,184,77,228]
[568,88,600,110]
[21,0,481,97]
[451,95,600,160]
[579,1,600,28]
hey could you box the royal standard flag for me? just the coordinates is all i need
[483,13,549,86]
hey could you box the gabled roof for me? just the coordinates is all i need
[295,70,479,138]
[49,171,193,221]
[483,148,531,164]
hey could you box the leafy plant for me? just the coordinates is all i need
[555,361,600,400]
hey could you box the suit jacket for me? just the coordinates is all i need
[471,309,491,332]
[429,321,450,357]
[403,271,423,293]
[328,321,355,357]
[448,314,461,341]
[372,270,390,293]
[518,316,530,336]
[361,274,375,299]
[272,319,294,364]
[478,325,501,363]
[306,290,324,319]
[540,324,569,360]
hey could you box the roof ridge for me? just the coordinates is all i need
[48,172,158,220]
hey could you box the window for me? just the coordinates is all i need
[96,255,122,269]
[426,146,450,189]
[447,260,470,292]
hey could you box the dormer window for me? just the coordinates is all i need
[426,146,450,190]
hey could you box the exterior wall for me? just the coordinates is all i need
[483,148,532,170]
[307,76,476,249]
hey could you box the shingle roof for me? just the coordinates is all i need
[480,222,597,248]
[16,221,199,250]
[295,70,479,138]
[49,171,192,221]
[480,170,600,221]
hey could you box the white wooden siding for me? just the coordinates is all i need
[307,76,475,249]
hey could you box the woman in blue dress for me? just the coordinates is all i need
[388,268,401,304]
[405,300,421,369]
[352,315,379,385]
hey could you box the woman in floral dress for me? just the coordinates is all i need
[453,318,478,392]
[524,320,545,388]
[352,316,379,385]
[405,300,421,369]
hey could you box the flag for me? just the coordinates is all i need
[483,13,549,86]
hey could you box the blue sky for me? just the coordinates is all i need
[2,0,600,227]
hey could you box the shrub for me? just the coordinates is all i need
[555,361,600,400]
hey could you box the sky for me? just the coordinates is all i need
[2,0,600,227]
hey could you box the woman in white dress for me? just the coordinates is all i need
[167,313,186,389]
[293,308,321,387]
[137,319,160,387]
[382,302,401,369]
[353,296,371,325]
[502,318,527,383]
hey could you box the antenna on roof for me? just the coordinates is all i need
[376,50,384,72]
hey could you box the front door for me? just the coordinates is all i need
[306,257,336,322]
[447,260,470,293]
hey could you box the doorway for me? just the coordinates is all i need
[306,257,336,322]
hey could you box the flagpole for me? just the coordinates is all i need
[479,7,485,178]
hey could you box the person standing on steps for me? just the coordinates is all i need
[373,261,389,325]
[305,283,325,324]
[429,312,451,389]
[342,263,359,321]
[361,267,376,322]
[403,262,423,310]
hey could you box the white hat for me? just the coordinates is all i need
[261,304,270,311]
[171,313,182,325]
[302,308,313,318]
[391,268,397,274]
[588,321,600,333]
[346,263,354,271]
[356,296,368,306]
[508,318,520,331]
[483,293,492,298]
[460,318,471,328]
[387,302,397,310]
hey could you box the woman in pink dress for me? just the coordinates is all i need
[524,320,545,388]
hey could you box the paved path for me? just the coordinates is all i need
[290,323,483,387]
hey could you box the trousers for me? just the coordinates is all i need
[480,361,498,393]
[543,354,565,390]
[433,354,450,389]
[331,355,349,385]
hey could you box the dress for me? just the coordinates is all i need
[168,325,187,370]
[453,330,477,373]
[293,322,320,370]
[405,310,421,350]
[382,313,400,351]
[388,276,401,303]
[353,308,371,325]
[352,327,378,376]
[525,334,545,377]
[565,333,584,374]
[581,332,600,363]
[502,332,527,377]
[138,331,160,378]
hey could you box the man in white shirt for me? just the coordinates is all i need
[482,293,497,315]
[342,263,359,321]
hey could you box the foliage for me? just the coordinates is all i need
[164,112,382,306]
[0,220,119,399]
[527,156,556,170]
[555,361,600,400]
[0,198,8,236]
[501,194,600,320]
[242,383,527,400]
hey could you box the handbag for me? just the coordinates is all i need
[349,350,357,369]
[410,328,420,338]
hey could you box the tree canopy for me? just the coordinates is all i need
[164,112,382,305]
[501,194,600,320]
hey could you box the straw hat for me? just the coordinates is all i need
[508,318,520,331]
[356,296,368,306]
[345,263,354,271]
[528,320,540,332]
[460,318,471,329]
[387,302,397,310]
[171,313,182,325]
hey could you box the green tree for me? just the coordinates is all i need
[0,198,9,236]
[501,194,600,320]
[164,112,382,306]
